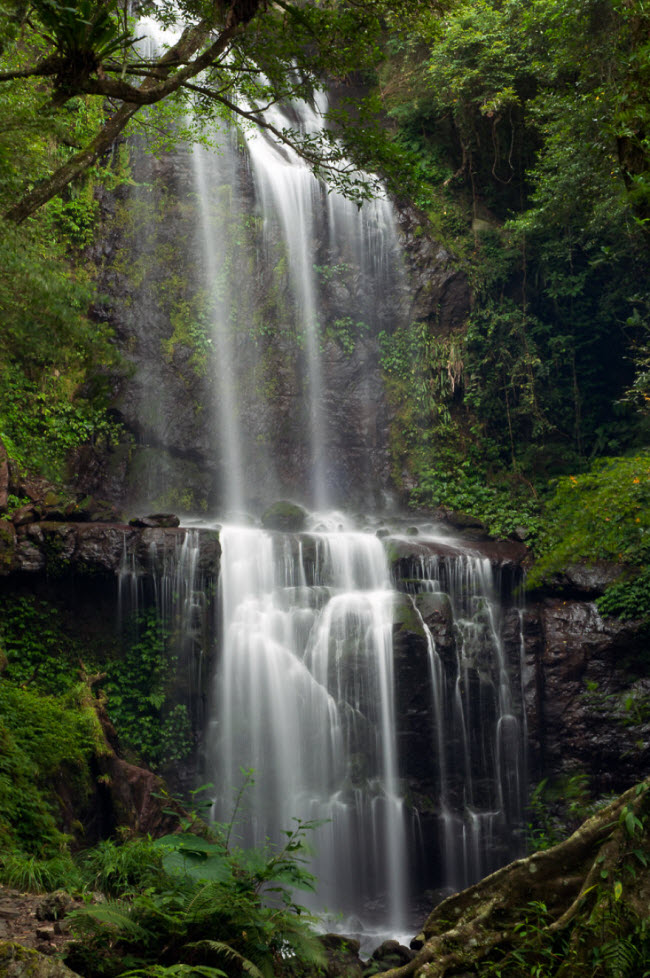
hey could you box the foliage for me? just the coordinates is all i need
[0,211,123,483]
[377,0,650,510]
[528,454,650,586]
[0,594,91,694]
[104,611,192,771]
[0,595,191,860]
[378,319,543,535]
[80,836,166,897]
[597,568,650,622]
[479,897,650,977]
[526,773,607,853]
[411,465,543,539]
[66,814,327,978]
[0,850,83,892]
[0,0,432,222]
[0,679,101,857]
[0,43,126,484]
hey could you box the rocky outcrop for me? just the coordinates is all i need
[531,560,626,599]
[0,943,81,978]
[396,208,471,335]
[387,533,528,596]
[0,520,220,579]
[523,595,649,794]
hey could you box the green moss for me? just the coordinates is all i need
[261,500,308,531]
[0,682,100,855]
[392,593,426,636]
[0,940,80,978]
[0,522,15,570]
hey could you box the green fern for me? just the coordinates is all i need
[70,898,152,941]
[270,917,328,972]
[185,941,265,978]
[600,937,641,978]
[121,967,227,978]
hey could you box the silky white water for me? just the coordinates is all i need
[399,544,527,890]
[209,523,408,933]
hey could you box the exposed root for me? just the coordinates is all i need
[380,779,650,978]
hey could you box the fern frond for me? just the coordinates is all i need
[120,965,227,978]
[272,919,327,970]
[185,940,265,978]
[601,937,639,978]
[70,899,151,941]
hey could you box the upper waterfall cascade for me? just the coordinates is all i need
[126,19,405,512]
[118,22,527,950]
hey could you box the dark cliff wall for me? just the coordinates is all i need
[80,138,472,515]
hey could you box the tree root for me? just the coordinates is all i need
[380,779,650,978]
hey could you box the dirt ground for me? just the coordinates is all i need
[0,885,81,957]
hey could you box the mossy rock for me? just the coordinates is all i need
[392,593,426,637]
[415,590,453,622]
[67,496,120,523]
[0,942,82,978]
[260,500,308,532]
[0,522,16,574]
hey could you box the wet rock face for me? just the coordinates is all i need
[523,596,650,794]
[396,207,471,335]
[0,520,220,579]
[392,592,435,795]
[84,137,472,513]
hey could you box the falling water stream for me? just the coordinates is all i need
[123,18,527,951]
[209,520,407,936]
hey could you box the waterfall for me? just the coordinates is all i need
[119,18,527,948]
[191,137,245,512]
[182,88,404,509]
[210,523,408,935]
[394,542,527,894]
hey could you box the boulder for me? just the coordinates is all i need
[0,942,82,978]
[368,939,415,973]
[548,560,625,597]
[129,513,181,528]
[10,505,36,527]
[35,893,75,923]
[260,500,308,532]
[317,934,364,977]
[96,752,181,836]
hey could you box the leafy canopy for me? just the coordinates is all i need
[0,0,426,222]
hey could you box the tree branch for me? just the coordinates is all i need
[4,5,260,222]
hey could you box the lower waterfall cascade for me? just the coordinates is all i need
[119,515,528,948]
